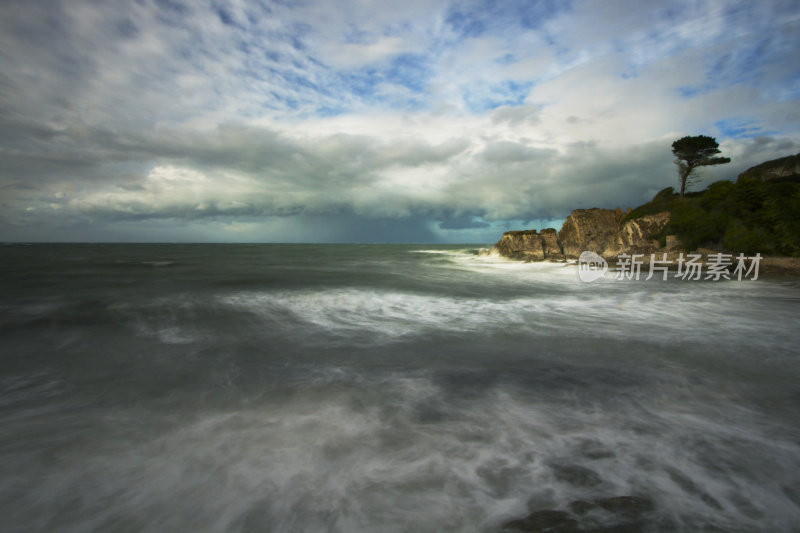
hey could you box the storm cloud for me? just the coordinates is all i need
[1,0,799,242]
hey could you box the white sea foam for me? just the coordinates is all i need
[4,372,798,532]
[218,280,797,355]
[2,245,799,532]
[110,296,208,345]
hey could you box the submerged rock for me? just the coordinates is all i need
[592,496,655,515]
[569,495,654,530]
[500,496,655,533]
[549,463,603,487]
[500,509,579,532]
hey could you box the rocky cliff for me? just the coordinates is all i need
[557,207,626,259]
[493,230,555,261]
[490,208,671,261]
[540,228,565,261]
[489,152,800,268]
[603,211,672,259]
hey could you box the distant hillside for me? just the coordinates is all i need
[737,152,800,183]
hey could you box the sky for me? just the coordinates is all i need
[1,0,798,243]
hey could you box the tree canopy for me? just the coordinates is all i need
[671,135,730,197]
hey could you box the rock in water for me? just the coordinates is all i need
[492,230,546,261]
[490,227,565,262]
[549,463,603,487]
[500,510,579,532]
[557,208,624,259]
[540,228,566,261]
[593,496,655,516]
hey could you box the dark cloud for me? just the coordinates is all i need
[0,0,798,242]
[438,214,489,230]
[490,104,541,126]
[480,141,554,163]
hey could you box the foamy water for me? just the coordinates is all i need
[1,244,799,532]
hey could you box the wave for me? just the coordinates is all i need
[217,283,797,355]
[4,370,797,532]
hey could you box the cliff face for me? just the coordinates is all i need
[539,228,565,261]
[491,208,670,261]
[557,208,625,259]
[493,230,551,261]
[603,212,671,259]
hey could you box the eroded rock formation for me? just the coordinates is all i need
[539,228,565,261]
[557,208,625,259]
[603,211,671,259]
[490,208,671,261]
[492,230,548,261]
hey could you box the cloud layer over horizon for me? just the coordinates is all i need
[1,0,799,242]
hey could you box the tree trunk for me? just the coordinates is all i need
[678,165,692,198]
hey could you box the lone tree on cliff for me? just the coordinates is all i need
[671,135,730,197]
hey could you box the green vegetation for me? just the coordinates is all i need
[623,176,800,256]
[620,186,682,224]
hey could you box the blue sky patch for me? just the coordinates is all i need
[384,54,431,93]
[463,80,534,112]
[715,118,776,139]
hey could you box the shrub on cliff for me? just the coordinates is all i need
[667,201,726,251]
[723,220,773,255]
[620,187,680,224]
[657,177,800,255]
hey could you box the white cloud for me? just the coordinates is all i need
[1,0,799,242]
[322,37,409,69]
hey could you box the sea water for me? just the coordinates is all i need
[1,244,798,532]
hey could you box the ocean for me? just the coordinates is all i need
[1,243,799,532]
